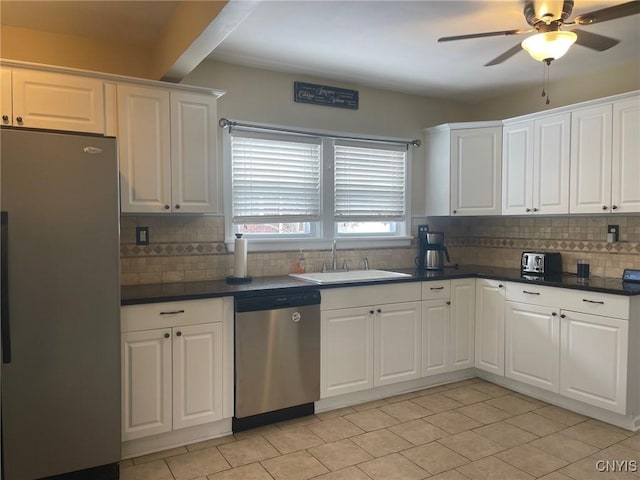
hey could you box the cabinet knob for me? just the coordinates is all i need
[525,208,531,213]
[552,312,557,316]
[452,210,457,214]
[175,204,181,210]
[498,284,503,288]
[446,301,451,305]
[376,308,382,314]
[164,333,170,338]
[164,205,170,210]
[369,310,374,315]
[602,205,608,210]
[533,208,538,212]
[1,114,8,123]
[612,205,618,210]
[560,314,566,319]
[176,331,182,337]
[16,116,23,124]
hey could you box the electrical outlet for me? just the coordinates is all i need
[607,224,619,243]
[136,227,149,245]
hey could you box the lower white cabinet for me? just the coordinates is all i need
[475,279,505,375]
[421,279,475,377]
[505,301,560,393]
[121,298,231,441]
[374,302,422,387]
[321,306,374,398]
[320,283,422,398]
[560,310,628,414]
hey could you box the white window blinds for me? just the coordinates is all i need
[231,133,321,222]
[334,144,407,220]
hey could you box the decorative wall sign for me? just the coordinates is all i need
[294,81,359,110]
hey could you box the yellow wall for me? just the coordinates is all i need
[0,25,154,78]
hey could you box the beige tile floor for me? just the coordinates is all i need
[120,378,640,480]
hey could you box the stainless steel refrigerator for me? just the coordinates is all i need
[1,128,121,479]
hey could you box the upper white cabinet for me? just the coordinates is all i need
[570,94,639,214]
[570,104,612,214]
[502,113,570,215]
[1,67,105,133]
[611,97,640,213]
[425,123,502,216]
[475,279,505,376]
[1,67,11,126]
[118,84,218,214]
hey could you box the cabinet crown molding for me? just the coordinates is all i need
[0,58,225,98]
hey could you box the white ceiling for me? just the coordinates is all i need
[1,1,638,103]
[207,0,640,102]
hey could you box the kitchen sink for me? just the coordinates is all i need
[290,269,412,285]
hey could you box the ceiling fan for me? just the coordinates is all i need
[438,0,640,66]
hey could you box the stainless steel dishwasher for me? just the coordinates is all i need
[234,290,320,431]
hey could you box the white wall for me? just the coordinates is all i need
[467,59,640,121]
[183,60,470,216]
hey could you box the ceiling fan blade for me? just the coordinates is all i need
[438,29,531,42]
[573,29,620,51]
[484,43,524,66]
[573,1,640,25]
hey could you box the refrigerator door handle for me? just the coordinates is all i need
[2,210,11,364]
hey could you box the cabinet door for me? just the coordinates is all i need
[560,311,628,414]
[475,279,505,376]
[321,307,373,398]
[170,92,218,213]
[451,127,502,216]
[374,302,421,387]
[1,67,11,125]
[118,84,172,213]
[505,302,559,393]
[121,329,172,441]
[570,104,613,213]
[450,279,475,370]
[12,69,104,133]
[533,113,570,214]
[173,323,223,430]
[422,299,449,376]
[502,121,533,215]
[611,97,640,213]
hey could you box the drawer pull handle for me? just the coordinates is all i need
[430,286,444,290]
[160,310,185,315]
[522,290,540,295]
[582,299,604,305]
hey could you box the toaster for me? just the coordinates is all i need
[521,252,562,275]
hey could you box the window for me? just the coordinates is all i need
[225,125,411,248]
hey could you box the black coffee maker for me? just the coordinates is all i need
[417,224,451,270]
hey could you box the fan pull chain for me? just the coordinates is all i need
[541,60,551,105]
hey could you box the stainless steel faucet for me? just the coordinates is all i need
[331,240,338,271]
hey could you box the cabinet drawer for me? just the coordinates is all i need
[562,292,629,320]
[422,281,451,300]
[122,298,224,332]
[506,283,562,308]
[321,283,421,310]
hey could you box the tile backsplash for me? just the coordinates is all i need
[120,215,640,285]
[426,215,640,279]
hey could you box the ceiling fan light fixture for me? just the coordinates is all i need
[521,30,578,62]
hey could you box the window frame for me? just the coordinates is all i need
[223,123,412,252]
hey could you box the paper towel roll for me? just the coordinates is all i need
[234,235,248,278]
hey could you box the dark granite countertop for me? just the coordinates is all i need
[121,264,640,305]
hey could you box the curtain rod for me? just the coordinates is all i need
[218,118,421,148]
